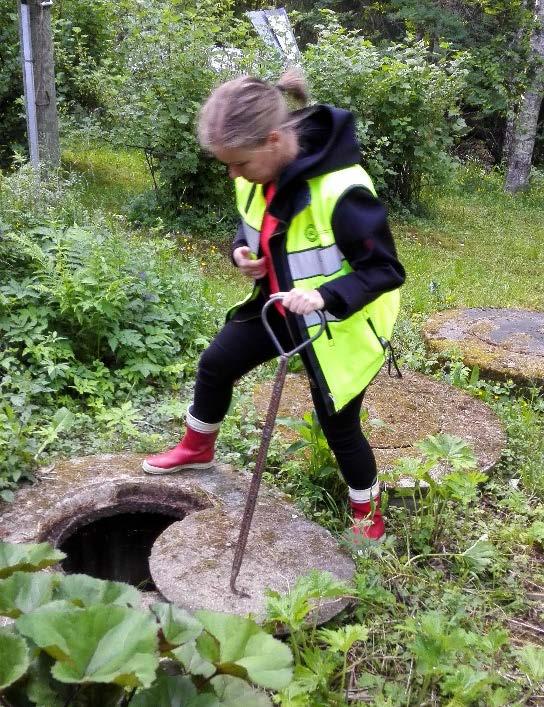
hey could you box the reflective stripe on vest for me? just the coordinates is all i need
[287,244,344,281]
[240,221,260,255]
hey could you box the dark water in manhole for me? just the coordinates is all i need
[60,511,181,591]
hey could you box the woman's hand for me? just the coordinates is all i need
[279,288,325,315]
[233,246,268,279]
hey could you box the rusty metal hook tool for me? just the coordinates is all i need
[230,294,326,596]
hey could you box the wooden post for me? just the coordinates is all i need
[18,0,60,168]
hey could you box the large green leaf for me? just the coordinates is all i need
[17,653,65,707]
[0,571,58,618]
[172,641,216,679]
[210,675,272,706]
[54,574,141,608]
[0,541,65,579]
[151,602,203,647]
[195,611,293,690]
[0,629,30,690]
[16,601,159,687]
[461,539,497,573]
[129,674,216,706]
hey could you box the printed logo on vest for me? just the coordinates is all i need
[305,224,318,242]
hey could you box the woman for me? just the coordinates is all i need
[142,70,405,542]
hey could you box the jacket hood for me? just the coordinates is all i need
[269,104,361,221]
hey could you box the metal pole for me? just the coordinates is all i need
[18,0,40,166]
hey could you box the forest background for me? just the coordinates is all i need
[0,0,544,705]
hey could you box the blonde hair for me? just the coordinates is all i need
[198,68,309,152]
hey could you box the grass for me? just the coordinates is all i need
[394,167,544,313]
[61,140,152,214]
[59,141,544,314]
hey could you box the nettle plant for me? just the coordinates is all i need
[0,541,293,706]
[381,433,489,554]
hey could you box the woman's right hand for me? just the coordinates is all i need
[233,246,268,279]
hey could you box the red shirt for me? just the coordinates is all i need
[260,183,285,315]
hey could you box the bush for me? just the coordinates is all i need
[109,0,280,236]
[0,166,214,491]
[304,14,467,206]
[0,221,212,400]
[0,165,215,400]
[0,4,25,167]
[52,0,122,117]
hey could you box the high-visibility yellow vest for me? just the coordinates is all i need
[230,165,401,413]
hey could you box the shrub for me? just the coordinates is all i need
[0,167,214,493]
[0,222,212,400]
[304,14,467,206]
[52,0,122,117]
[0,3,25,167]
[110,0,280,236]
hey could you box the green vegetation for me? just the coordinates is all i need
[1,0,543,700]
[1,140,543,704]
[0,540,293,705]
[396,166,544,313]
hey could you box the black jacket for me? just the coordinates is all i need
[231,104,406,322]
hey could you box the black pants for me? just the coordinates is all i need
[191,307,377,491]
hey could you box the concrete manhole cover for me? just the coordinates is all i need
[254,369,505,480]
[422,308,544,384]
[150,503,354,624]
[1,454,354,624]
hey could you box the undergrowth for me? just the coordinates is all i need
[1,152,543,705]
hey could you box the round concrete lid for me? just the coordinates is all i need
[149,502,355,624]
[422,308,544,384]
[2,457,355,627]
[254,369,504,483]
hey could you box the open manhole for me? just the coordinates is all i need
[59,509,183,591]
[2,457,356,623]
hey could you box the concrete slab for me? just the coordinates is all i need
[150,504,354,624]
[254,369,505,483]
[422,308,544,385]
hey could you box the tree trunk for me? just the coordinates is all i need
[503,111,516,164]
[29,0,60,167]
[505,0,544,192]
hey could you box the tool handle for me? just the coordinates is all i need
[262,293,327,357]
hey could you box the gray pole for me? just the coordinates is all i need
[18,0,40,166]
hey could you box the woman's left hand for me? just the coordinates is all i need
[278,288,325,315]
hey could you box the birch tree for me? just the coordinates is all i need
[505,0,544,192]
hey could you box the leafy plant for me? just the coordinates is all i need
[278,411,346,520]
[304,13,467,206]
[0,541,294,705]
[381,433,487,553]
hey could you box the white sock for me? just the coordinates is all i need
[349,480,380,503]
[186,408,221,433]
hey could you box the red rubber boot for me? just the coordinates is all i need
[142,412,219,475]
[349,483,385,543]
